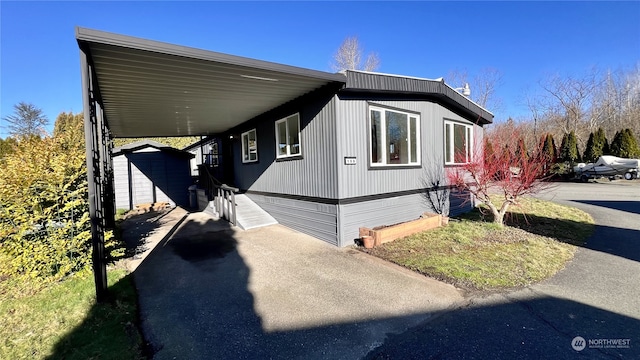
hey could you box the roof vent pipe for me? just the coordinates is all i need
[452,83,471,97]
[462,83,471,97]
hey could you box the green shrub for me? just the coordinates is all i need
[0,113,119,284]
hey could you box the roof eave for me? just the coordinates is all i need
[343,70,493,125]
[76,27,346,84]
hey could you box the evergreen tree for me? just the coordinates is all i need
[541,133,557,163]
[559,131,580,163]
[610,129,640,158]
[583,127,609,162]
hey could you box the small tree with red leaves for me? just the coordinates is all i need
[447,127,551,226]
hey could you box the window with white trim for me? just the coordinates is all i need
[444,120,473,165]
[369,106,420,167]
[241,129,258,163]
[275,113,301,158]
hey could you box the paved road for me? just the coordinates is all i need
[365,181,640,359]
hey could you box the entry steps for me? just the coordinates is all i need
[200,191,277,230]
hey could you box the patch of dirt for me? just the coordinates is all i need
[121,202,173,220]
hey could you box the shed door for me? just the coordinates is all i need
[130,162,154,205]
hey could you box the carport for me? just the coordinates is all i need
[76,27,346,300]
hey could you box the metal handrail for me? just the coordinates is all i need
[198,164,238,226]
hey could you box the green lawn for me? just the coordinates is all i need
[0,269,144,360]
[365,197,595,290]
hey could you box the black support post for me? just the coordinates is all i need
[80,48,108,302]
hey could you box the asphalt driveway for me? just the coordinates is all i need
[125,208,464,359]
[366,181,640,359]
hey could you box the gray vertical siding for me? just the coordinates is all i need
[337,190,473,247]
[338,193,435,247]
[129,161,155,205]
[246,193,338,245]
[334,97,482,246]
[233,94,339,199]
[335,98,475,199]
[218,91,485,247]
[113,155,130,210]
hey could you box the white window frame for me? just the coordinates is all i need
[241,129,258,163]
[275,113,301,159]
[444,120,473,165]
[368,105,421,167]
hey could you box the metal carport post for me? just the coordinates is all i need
[80,45,114,302]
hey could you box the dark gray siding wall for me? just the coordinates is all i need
[247,193,338,245]
[112,148,193,210]
[335,98,479,199]
[231,92,339,199]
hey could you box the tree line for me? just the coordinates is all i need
[482,65,640,164]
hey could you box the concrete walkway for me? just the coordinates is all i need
[123,207,464,359]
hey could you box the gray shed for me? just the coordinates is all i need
[112,140,194,210]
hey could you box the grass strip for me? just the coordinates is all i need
[366,197,594,290]
[0,269,144,360]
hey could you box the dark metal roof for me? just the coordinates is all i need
[77,28,492,139]
[76,27,346,138]
[343,70,494,124]
[111,140,194,158]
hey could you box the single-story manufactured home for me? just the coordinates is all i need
[76,27,492,297]
[184,74,493,246]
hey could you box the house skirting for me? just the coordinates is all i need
[246,189,472,247]
[246,193,339,246]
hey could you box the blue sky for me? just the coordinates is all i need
[1,1,639,138]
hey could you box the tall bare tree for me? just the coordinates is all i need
[447,68,503,111]
[331,36,380,72]
[2,102,49,138]
[537,70,600,147]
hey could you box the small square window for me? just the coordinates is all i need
[444,120,473,165]
[275,113,301,158]
[241,129,258,163]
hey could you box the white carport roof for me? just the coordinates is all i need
[76,27,346,138]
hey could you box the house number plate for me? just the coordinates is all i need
[344,157,356,165]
